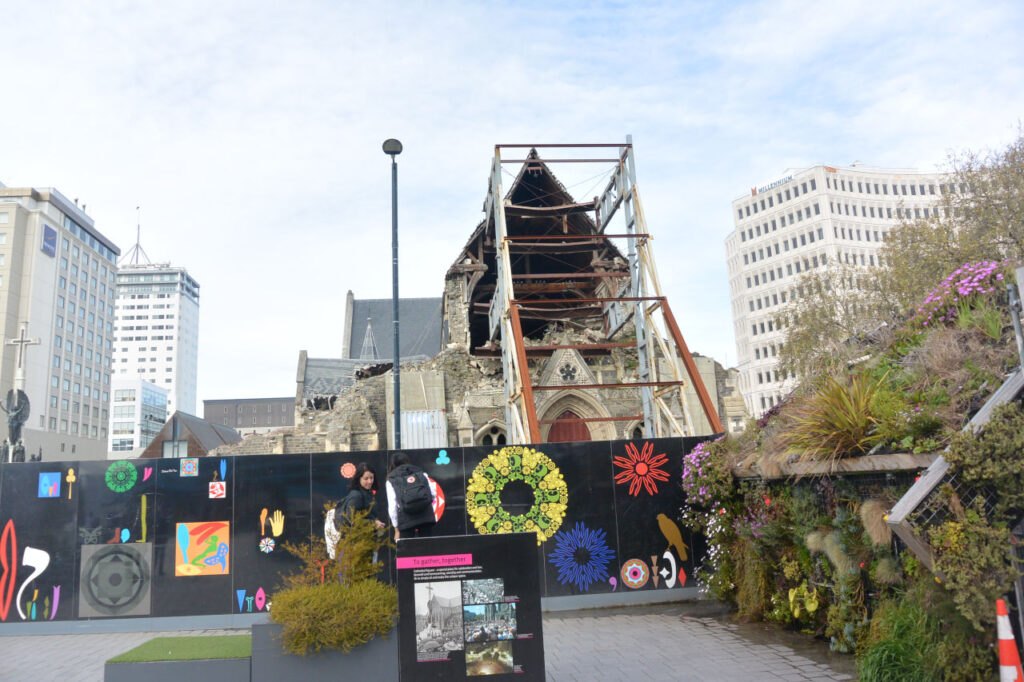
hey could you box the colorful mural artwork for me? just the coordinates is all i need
[105,461,137,493]
[268,510,285,537]
[465,446,568,544]
[430,477,446,522]
[65,468,76,498]
[547,522,615,591]
[620,558,650,589]
[657,513,689,561]
[613,441,670,496]
[174,521,230,576]
[0,436,709,622]
[79,544,152,618]
[340,462,356,479]
[37,473,61,498]
[180,458,199,477]
[0,520,17,621]
[15,547,49,620]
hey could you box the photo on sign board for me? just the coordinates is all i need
[464,602,517,643]
[414,581,464,658]
[465,640,514,676]
[462,577,504,605]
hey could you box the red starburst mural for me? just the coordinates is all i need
[613,441,670,496]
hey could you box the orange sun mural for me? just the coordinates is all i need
[613,441,670,496]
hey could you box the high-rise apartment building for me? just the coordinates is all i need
[0,184,120,460]
[112,261,199,417]
[725,164,952,417]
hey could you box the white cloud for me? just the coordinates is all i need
[1,0,1022,407]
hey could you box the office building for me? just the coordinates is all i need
[0,184,120,460]
[725,164,951,417]
[112,260,199,417]
[108,377,168,456]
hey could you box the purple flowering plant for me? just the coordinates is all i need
[910,260,1009,329]
[681,435,731,508]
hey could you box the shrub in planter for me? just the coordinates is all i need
[270,507,397,656]
[270,579,397,655]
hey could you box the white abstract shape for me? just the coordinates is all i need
[324,508,340,559]
[16,547,50,620]
[661,550,677,589]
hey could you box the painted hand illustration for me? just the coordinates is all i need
[269,510,285,537]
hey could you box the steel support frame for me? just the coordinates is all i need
[489,139,724,444]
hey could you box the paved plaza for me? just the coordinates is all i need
[0,601,856,681]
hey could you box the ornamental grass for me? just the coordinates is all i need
[781,373,886,468]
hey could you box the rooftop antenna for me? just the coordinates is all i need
[120,205,152,266]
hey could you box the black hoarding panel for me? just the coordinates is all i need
[612,438,700,594]
[232,454,313,616]
[396,533,544,681]
[0,460,79,623]
[75,459,158,619]
[311,451,392,583]
[539,441,619,598]
[151,456,235,616]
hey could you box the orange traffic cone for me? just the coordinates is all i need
[997,599,1023,682]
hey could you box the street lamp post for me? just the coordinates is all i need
[383,138,403,449]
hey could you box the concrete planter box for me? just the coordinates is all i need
[105,658,250,682]
[251,622,398,682]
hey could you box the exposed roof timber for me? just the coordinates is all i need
[511,272,629,280]
[505,241,610,254]
[474,282,597,294]
[504,201,597,217]
[471,303,602,320]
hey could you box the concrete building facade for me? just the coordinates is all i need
[0,184,120,461]
[725,164,952,417]
[112,262,200,416]
[204,397,294,436]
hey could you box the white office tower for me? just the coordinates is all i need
[0,185,120,461]
[112,244,199,418]
[108,377,168,457]
[725,164,950,417]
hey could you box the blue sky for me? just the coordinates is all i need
[2,0,1022,404]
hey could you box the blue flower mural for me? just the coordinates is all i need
[548,522,615,591]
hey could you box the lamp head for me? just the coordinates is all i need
[382,139,403,156]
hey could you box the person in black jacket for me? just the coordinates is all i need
[386,452,437,539]
[339,462,386,530]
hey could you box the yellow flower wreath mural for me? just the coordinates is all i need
[466,445,568,545]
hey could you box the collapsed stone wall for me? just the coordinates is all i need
[214,322,743,457]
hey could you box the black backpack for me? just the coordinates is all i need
[398,471,432,516]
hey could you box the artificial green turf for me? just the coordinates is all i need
[107,635,251,663]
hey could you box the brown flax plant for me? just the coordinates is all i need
[781,372,886,470]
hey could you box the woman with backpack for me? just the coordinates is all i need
[385,452,437,539]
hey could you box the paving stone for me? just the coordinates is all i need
[0,603,858,681]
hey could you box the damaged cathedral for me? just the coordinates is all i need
[216,142,746,457]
